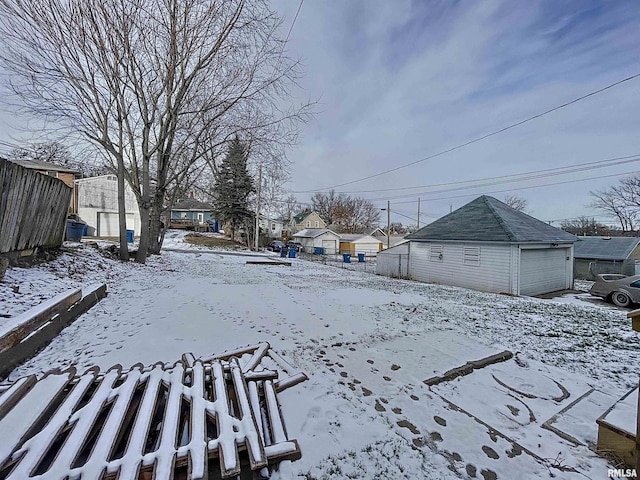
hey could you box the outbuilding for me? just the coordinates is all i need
[573,236,640,279]
[292,228,341,255]
[404,195,577,296]
[338,234,383,256]
[76,175,140,237]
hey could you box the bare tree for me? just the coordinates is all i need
[503,194,528,212]
[0,0,311,263]
[311,190,348,226]
[314,192,380,233]
[590,184,637,233]
[8,141,110,177]
[560,216,613,236]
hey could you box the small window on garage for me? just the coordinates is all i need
[429,245,443,262]
[463,247,480,266]
[314,220,319,228]
[271,223,276,231]
[306,221,311,228]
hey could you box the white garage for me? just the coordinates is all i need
[97,212,136,237]
[292,228,341,255]
[519,247,572,296]
[403,196,577,296]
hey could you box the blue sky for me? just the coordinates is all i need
[272,0,640,225]
[0,1,638,227]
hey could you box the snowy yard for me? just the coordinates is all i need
[1,232,638,479]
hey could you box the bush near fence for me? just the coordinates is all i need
[0,157,71,257]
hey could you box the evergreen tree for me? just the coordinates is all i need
[213,136,255,241]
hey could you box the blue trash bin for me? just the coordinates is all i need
[126,229,134,243]
[280,248,287,258]
[65,220,83,242]
[81,224,88,236]
[288,248,296,258]
[357,253,365,262]
[343,253,351,263]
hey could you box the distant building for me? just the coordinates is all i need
[76,175,140,237]
[573,236,640,279]
[170,197,216,231]
[289,210,327,233]
[9,158,81,213]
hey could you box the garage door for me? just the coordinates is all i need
[97,212,134,237]
[519,248,569,296]
[322,239,337,255]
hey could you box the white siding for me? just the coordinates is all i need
[519,247,572,296]
[77,176,141,237]
[376,243,409,278]
[409,242,513,294]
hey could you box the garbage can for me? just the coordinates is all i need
[343,253,351,263]
[357,253,365,263]
[280,248,287,258]
[288,248,297,259]
[126,229,134,243]
[81,224,88,236]
[314,246,325,255]
[65,220,83,242]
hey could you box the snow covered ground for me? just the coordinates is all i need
[1,232,638,479]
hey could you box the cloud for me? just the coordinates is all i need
[274,0,640,225]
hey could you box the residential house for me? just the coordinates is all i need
[76,175,140,237]
[289,209,327,233]
[401,195,577,296]
[573,236,640,279]
[259,215,286,238]
[170,197,216,231]
[338,234,383,256]
[292,228,341,254]
[10,158,81,214]
[370,228,408,249]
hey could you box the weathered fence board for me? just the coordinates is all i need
[0,158,71,255]
[0,343,306,479]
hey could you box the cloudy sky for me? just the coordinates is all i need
[272,0,640,227]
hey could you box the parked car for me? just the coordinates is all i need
[268,240,285,252]
[286,241,303,252]
[589,274,640,307]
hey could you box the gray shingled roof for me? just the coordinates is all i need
[573,236,640,261]
[8,157,80,174]
[405,195,577,244]
[292,228,340,239]
[172,198,214,211]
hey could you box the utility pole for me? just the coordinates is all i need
[254,165,262,251]
[381,201,391,249]
[417,198,421,229]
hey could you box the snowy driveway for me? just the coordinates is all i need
[4,243,639,479]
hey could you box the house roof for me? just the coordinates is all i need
[8,158,80,174]
[292,210,325,224]
[405,195,577,244]
[172,198,214,211]
[573,236,640,261]
[339,234,383,243]
[292,228,340,239]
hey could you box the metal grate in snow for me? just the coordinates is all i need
[0,342,306,480]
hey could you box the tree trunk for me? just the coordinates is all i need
[116,156,129,261]
[135,160,151,263]
[148,188,165,255]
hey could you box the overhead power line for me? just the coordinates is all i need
[362,153,640,202]
[323,154,640,195]
[385,169,640,206]
[293,72,640,193]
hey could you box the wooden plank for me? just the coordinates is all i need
[245,261,292,266]
[0,288,82,353]
[229,358,267,470]
[211,360,241,478]
[0,375,37,420]
[0,367,77,466]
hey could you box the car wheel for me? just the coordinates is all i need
[611,291,632,308]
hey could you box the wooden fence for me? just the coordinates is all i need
[0,157,71,255]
